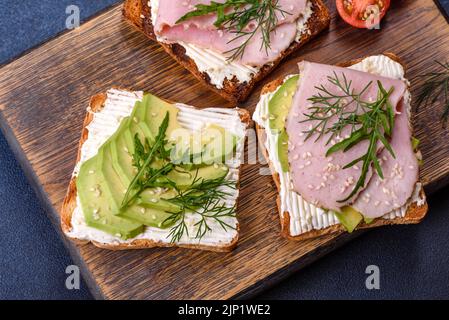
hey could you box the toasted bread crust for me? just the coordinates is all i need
[61,90,251,252]
[122,0,331,103]
[256,53,428,241]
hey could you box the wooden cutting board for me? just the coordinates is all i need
[0,0,448,300]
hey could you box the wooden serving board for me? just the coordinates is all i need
[0,0,448,300]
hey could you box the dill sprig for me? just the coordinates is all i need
[121,112,172,209]
[302,73,396,202]
[416,60,449,125]
[176,0,290,61]
[163,172,237,243]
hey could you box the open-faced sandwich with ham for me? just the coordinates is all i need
[61,89,250,252]
[123,0,330,102]
[253,53,428,240]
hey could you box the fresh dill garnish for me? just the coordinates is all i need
[301,73,396,202]
[416,60,449,125]
[163,172,237,243]
[121,112,172,209]
[176,0,290,61]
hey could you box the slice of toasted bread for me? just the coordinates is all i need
[255,53,428,241]
[61,89,251,252]
[122,0,331,103]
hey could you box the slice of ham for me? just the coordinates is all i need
[153,0,307,67]
[286,61,407,212]
[352,100,419,218]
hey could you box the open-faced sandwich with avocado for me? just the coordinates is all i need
[61,89,250,252]
[253,53,428,240]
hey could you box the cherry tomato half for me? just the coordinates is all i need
[336,0,391,29]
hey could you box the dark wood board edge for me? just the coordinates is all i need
[0,111,105,300]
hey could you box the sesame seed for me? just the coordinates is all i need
[293,154,299,160]
[299,165,305,169]
[151,199,158,203]
[305,161,311,166]
[308,184,314,189]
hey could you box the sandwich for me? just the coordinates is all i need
[253,53,428,240]
[61,89,250,252]
[123,0,330,102]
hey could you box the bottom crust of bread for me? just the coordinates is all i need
[61,90,250,252]
[256,53,429,241]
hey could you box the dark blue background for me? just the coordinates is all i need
[1,0,449,300]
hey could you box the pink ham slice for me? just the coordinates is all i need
[153,0,307,67]
[352,100,419,218]
[285,61,407,212]
[158,23,297,66]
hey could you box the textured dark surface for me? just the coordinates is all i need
[0,0,448,300]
